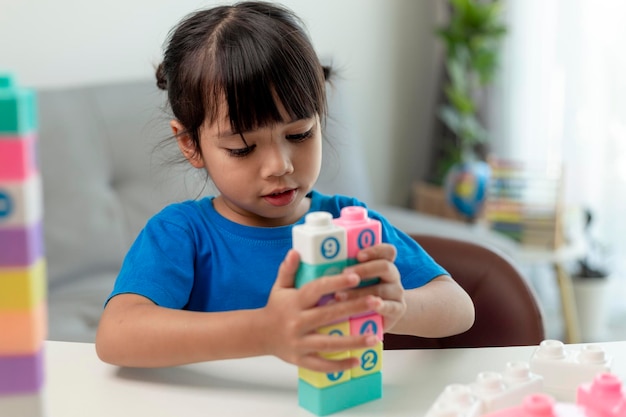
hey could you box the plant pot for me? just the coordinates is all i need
[572,276,611,342]
[412,181,466,222]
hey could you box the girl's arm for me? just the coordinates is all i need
[96,250,381,370]
[387,275,475,337]
[334,244,475,337]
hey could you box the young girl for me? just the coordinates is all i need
[95,1,474,372]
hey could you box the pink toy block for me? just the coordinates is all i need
[577,373,626,417]
[350,313,383,341]
[529,339,612,402]
[333,206,381,259]
[483,394,586,416]
[0,133,37,180]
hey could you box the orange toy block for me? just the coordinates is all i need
[0,302,47,355]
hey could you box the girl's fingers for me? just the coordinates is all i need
[299,354,360,374]
[304,332,378,352]
[356,243,397,263]
[297,272,361,307]
[300,295,382,331]
[274,249,301,289]
[342,260,400,290]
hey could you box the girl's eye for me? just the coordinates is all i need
[227,145,256,158]
[286,128,313,142]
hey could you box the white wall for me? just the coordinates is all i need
[0,0,440,206]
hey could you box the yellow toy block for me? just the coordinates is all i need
[298,321,351,388]
[351,342,383,379]
[0,259,46,309]
[0,302,47,355]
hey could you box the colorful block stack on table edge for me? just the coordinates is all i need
[292,206,383,416]
[0,73,47,416]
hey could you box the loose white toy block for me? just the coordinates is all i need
[529,339,612,402]
[471,361,544,414]
[426,384,483,417]
[426,361,543,417]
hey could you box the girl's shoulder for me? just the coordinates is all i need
[147,197,215,230]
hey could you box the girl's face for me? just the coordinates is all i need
[173,102,322,227]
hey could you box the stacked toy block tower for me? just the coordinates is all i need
[293,206,384,416]
[0,73,47,416]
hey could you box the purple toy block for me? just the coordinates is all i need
[0,349,45,395]
[0,221,44,267]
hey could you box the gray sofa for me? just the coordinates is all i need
[38,78,518,342]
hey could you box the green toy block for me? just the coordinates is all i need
[298,372,382,416]
[295,259,347,289]
[0,74,37,134]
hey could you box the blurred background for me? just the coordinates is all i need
[2,0,624,342]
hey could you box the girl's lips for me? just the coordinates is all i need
[264,189,297,207]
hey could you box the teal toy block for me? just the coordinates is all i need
[0,74,38,135]
[298,372,382,416]
[295,259,347,289]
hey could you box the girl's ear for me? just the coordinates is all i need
[171,120,204,169]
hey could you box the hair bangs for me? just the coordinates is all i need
[205,13,326,136]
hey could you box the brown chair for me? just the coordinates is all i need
[384,234,545,349]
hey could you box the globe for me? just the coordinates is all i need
[444,161,491,219]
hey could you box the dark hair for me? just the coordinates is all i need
[155,1,330,154]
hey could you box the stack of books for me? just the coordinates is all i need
[485,159,563,249]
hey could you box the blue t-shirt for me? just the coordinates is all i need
[108,190,448,311]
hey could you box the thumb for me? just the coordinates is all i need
[274,249,300,289]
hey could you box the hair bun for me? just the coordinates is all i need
[155,63,168,90]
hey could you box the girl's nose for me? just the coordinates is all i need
[261,143,294,178]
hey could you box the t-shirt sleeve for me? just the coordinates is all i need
[369,209,449,290]
[106,207,196,308]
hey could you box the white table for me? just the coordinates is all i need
[38,340,626,416]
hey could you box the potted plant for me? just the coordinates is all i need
[571,208,612,341]
[414,0,507,221]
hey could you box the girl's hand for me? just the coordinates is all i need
[334,243,407,332]
[260,250,380,373]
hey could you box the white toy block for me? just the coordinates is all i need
[426,384,483,417]
[471,361,543,414]
[0,391,46,417]
[529,339,612,402]
[292,211,347,265]
[427,361,543,417]
[0,174,42,227]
